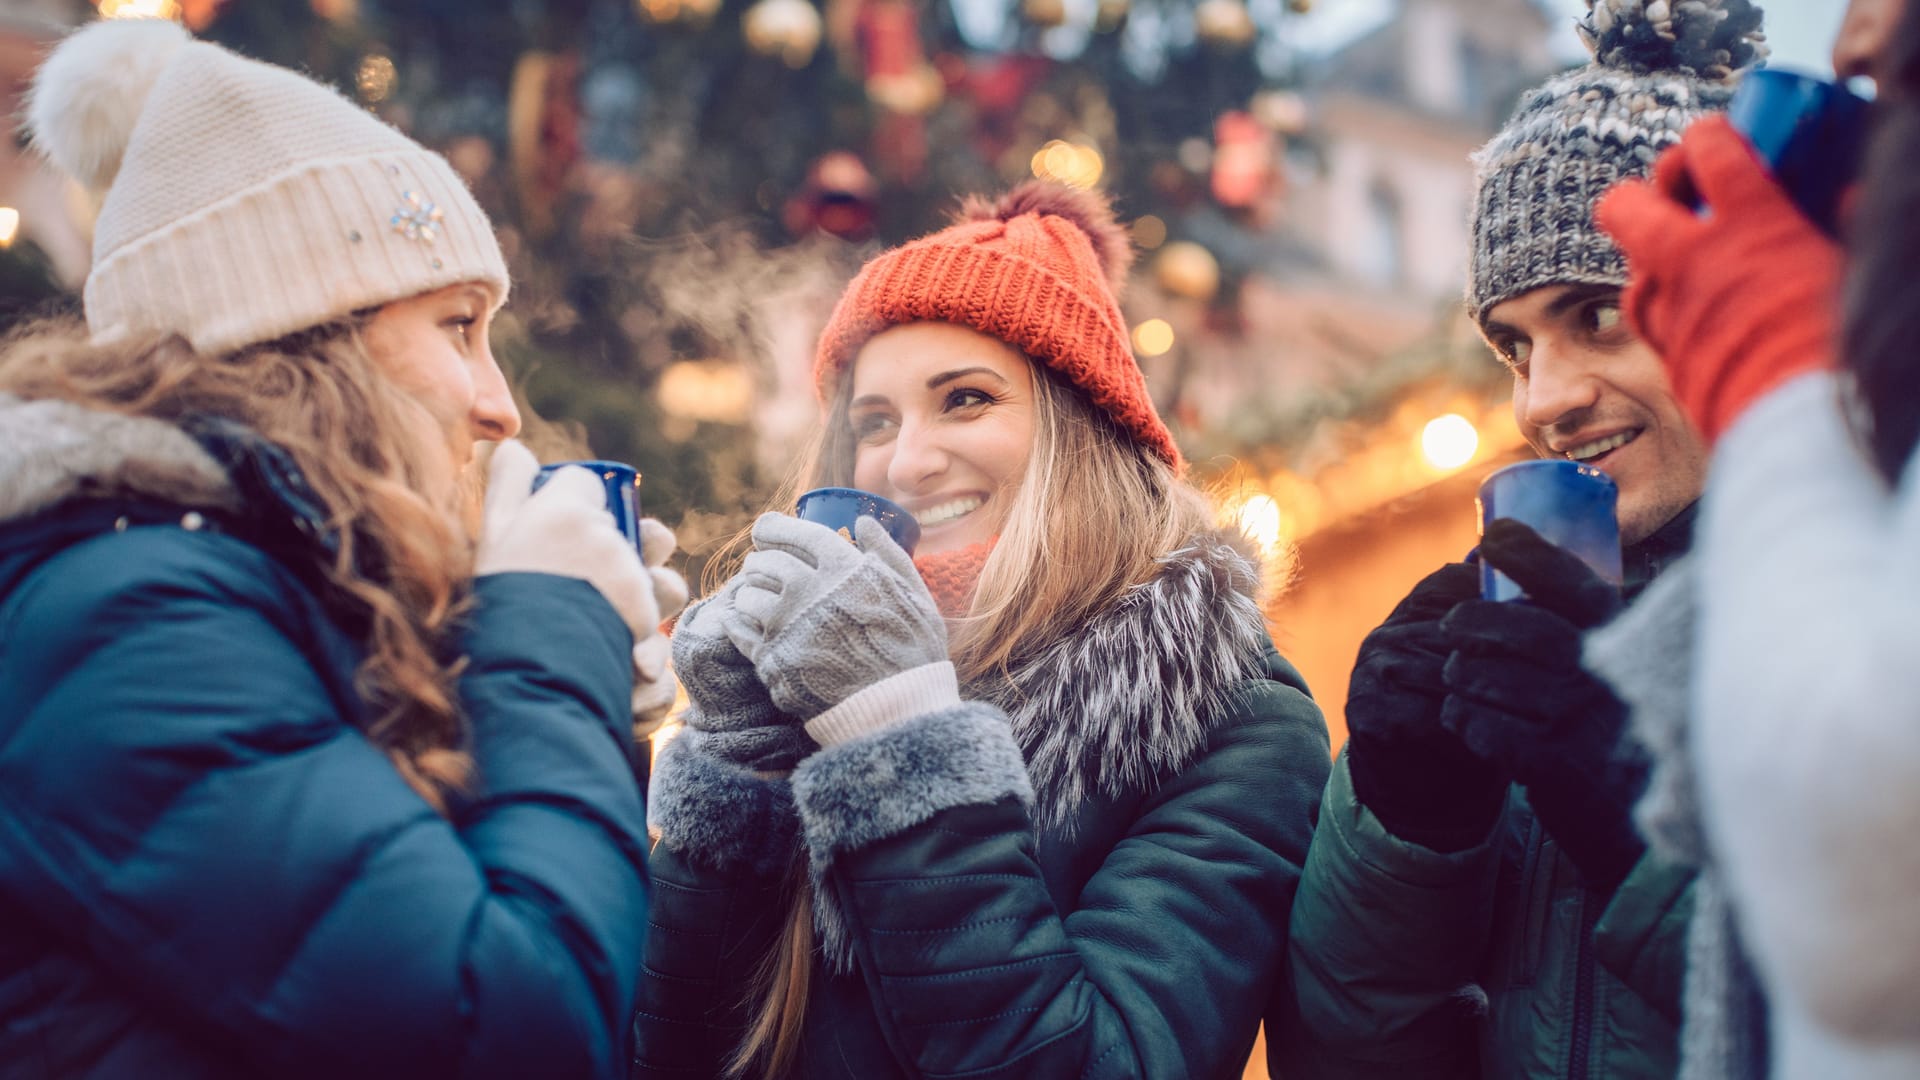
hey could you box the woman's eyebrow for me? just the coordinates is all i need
[927,366,1006,390]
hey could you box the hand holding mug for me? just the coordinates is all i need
[720,513,947,723]
[476,441,654,638]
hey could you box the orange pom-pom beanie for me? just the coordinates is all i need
[812,181,1182,468]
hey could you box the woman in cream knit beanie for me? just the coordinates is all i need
[632,181,1332,1078]
[0,18,677,1077]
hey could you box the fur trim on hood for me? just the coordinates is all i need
[0,394,238,526]
[974,529,1271,832]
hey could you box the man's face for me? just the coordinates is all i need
[1482,283,1707,545]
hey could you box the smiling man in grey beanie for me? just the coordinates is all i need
[1270,2,1767,1077]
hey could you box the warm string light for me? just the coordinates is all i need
[1030,140,1104,190]
[1232,493,1285,555]
[1154,241,1220,301]
[743,0,823,68]
[97,0,181,18]
[1132,318,1175,357]
[0,208,19,250]
[1421,414,1480,471]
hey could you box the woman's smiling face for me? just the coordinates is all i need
[847,322,1037,556]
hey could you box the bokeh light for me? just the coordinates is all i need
[1031,140,1104,190]
[1132,318,1175,357]
[1131,214,1167,250]
[98,0,181,18]
[356,55,397,104]
[1233,493,1285,554]
[1421,413,1480,470]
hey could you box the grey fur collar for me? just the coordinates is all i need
[970,531,1271,831]
[0,393,236,526]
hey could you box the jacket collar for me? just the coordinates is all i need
[0,395,346,601]
[966,531,1272,832]
[0,393,238,529]
[1624,501,1698,601]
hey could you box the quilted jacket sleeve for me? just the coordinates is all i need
[0,529,647,1080]
[788,669,1329,1079]
[1278,750,1503,1078]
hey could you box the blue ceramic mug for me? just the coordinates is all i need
[534,460,642,551]
[1476,460,1622,602]
[1723,68,1870,237]
[795,487,922,556]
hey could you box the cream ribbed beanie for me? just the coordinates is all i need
[26,18,507,355]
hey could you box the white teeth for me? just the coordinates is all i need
[914,496,984,527]
[1565,431,1635,462]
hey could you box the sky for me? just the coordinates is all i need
[1292,0,1851,78]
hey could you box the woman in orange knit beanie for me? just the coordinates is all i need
[634,181,1332,1078]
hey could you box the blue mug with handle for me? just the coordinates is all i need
[533,460,642,551]
[795,487,922,556]
[1476,460,1622,602]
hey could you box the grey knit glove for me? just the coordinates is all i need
[721,513,951,730]
[672,584,812,772]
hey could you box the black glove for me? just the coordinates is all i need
[1346,562,1510,852]
[1440,519,1646,893]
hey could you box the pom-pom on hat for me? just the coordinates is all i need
[1466,0,1767,325]
[813,180,1181,468]
[26,18,507,355]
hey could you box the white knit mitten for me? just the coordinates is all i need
[475,440,653,638]
[630,518,689,737]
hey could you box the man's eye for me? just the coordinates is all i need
[1495,339,1531,370]
[445,317,475,342]
[1590,303,1622,333]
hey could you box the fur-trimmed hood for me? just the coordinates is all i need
[0,393,238,529]
[972,530,1272,831]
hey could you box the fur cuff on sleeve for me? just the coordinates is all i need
[649,729,801,877]
[790,702,1033,969]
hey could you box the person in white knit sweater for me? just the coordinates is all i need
[1591,1,1920,1074]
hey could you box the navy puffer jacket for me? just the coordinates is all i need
[0,396,650,1079]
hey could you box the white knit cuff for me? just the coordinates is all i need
[804,662,961,746]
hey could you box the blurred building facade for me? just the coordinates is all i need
[1161,0,1558,439]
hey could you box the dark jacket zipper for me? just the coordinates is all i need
[1568,889,1601,1079]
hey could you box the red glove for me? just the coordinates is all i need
[1595,116,1845,445]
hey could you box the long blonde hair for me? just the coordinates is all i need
[725,357,1214,1077]
[0,317,476,814]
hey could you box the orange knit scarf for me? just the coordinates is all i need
[913,540,994,621]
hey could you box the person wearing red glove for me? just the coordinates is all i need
[1586,1,1920,1075]
[1277,3,1769,1078]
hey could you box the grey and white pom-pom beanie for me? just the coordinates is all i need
[1467,0,1769,325]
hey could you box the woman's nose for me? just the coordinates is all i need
[886,418,949,495]
[470,348,521,442]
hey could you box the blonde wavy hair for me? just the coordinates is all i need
[723,354,1214,1077]
[0,316,476,814]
